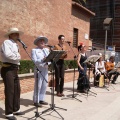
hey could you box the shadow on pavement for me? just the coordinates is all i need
[20,98,33,107]
[64,87,78,92]
[20,98,36,116]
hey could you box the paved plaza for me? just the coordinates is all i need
[0,77,120,120]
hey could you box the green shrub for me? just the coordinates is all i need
[19,60,34,74]
[18,60,78,74]
[64,60,78,69]
[64,60,70,70]
[69,60,78,69]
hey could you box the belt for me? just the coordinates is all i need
[2,64,11,67]
[2,62,18,67]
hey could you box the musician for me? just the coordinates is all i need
[31,36,50,107]
[77,43,90,93]
[105,56,119,84]
[94,53,106,86]
[0,28,24,120]
[54,35,68,97]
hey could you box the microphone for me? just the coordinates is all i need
[45,44,54,48]
[65,41,71,44]
[17,38,27,48]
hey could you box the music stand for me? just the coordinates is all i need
[115,62,120,68]
[115,62,120,82]
[40,50,67,120]
[110,62,120,84]
[83,55,100,96]
[84,55,101,84]
[84,55,101,83]
[84,55,101,64]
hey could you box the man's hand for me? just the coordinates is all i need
[42,57,46,62]
[44,64,48,68]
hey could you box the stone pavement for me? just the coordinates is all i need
[0,77,120,120]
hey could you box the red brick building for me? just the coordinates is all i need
[0,0,95,100]
[0,0,94,59]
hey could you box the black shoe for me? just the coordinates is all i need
[60,93,65,96]
[39,101,48,105]
[111,82,116,84]
[56,93,62,97]
[34,103,42,107]
[79,90,85,93]
[83,89,88,93]
[6,116,17,120]
[13,111,25,115]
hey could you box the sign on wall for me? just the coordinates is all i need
[85,33,88,40]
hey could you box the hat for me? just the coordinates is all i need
[98,53,102,56]
[34,36,48,45]
[111,51,115,56]
[4,28,24,38]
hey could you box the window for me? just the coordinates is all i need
[72,0,86,7]
[73,28,78,48]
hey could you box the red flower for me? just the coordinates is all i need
[79,42,83,46]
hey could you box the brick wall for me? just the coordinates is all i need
[0,0,94,100]
[0,83,4,100]
[0,0,92,60]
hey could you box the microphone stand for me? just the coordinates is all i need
[62,42,82,102]
[19,43,47,120]
[85,62,97,97]
[40,50,67,120]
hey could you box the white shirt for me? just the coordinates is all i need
[95,61,106,74]
[31,47,50,68]
[0,39,21,65]
[81,53,86,56]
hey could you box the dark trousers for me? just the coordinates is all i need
[108,70,119,83]
[55,59,65,94]
[1,66,20,115]
[94,73,102,86]
[77,69,90,92]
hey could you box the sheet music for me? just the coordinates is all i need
[84,55,101,63]
[43,50,65,63]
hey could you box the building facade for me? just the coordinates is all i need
[0,0,94,59]
[86,0,120,51]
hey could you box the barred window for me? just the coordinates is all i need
[73,28,78,48]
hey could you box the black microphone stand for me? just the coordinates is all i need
[84,62,97,97]
[61,42,82,102]
[19,43,47,120]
